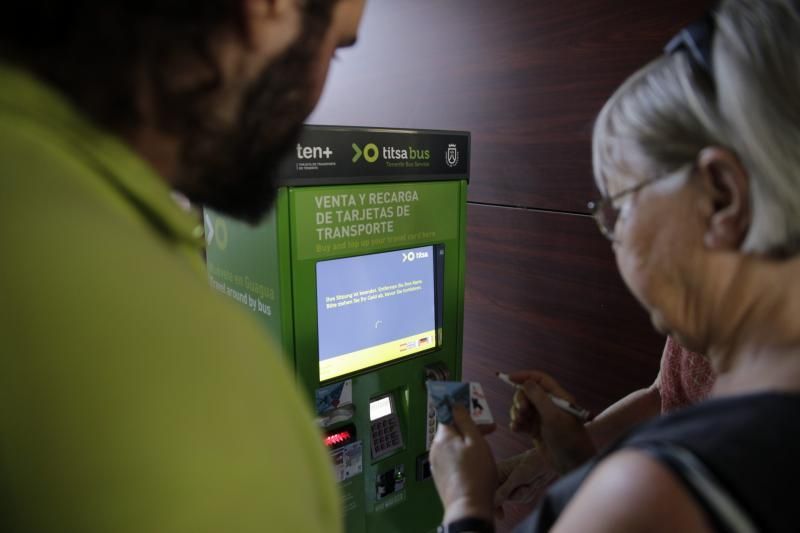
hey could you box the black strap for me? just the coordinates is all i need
[638,442,758,533]
[437,517,494,533]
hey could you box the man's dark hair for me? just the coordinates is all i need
[0,1,335,134]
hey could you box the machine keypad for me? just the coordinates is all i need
[371,414,404,459]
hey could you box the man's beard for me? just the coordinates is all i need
[174,27,325,223]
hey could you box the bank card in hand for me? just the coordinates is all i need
[426,381,493,425]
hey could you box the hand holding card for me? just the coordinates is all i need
[427,381,494,426]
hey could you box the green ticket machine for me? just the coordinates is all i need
[205,126,469,533]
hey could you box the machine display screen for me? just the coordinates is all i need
[317,245,439,382]
[369,396,394,421]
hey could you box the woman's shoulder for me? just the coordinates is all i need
[545,449,714,533]
[549,391,800,533]
[519,393,800,532]
[613,392,800,533]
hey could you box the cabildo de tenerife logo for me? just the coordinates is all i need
[445,143,459,168]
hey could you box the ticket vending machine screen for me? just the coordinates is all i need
[316,245,440,382]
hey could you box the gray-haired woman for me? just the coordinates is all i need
[430,1,800,531]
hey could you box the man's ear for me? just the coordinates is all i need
[240,0,300,56]
[696,147,751,250]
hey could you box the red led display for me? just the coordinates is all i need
[324,430,353,448]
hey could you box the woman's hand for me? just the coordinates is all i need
[494,447,558,519]
[508,370,595,474]
[430,403,497,525]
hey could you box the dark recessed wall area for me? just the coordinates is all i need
[309,1,711,528]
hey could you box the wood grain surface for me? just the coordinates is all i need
[310,0,710,211]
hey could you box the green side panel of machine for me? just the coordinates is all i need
[205,204,291,362]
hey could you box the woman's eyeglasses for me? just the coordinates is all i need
[587,177,661,242]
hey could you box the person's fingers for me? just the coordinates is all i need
[509,412,532,433]
[513,389,534,414]
[496,454,522,485]
[495,478,512,504]
[509,409,535,434]
[508,482,538,503]
[509,370,577,404]
[535,376,577,405]
[494,472,515,512]
[495,469,522,510]
[430,423,461,481]
[507,370,539,388]
[521,380,562,422]
[432,415,462,445]
[509,389,539,435]
[450,403,482,441]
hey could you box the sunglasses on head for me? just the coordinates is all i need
[664,12,716,73]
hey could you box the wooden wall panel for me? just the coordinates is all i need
[461,204,664,461]
[309,0,711,211]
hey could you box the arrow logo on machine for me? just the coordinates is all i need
[204,211,214,245]
[352,143,379,163]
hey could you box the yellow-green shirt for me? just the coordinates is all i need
[0,64,341,533]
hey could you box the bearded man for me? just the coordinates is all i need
[0,1,366,531]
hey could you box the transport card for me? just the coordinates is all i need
[426,381,493,426]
